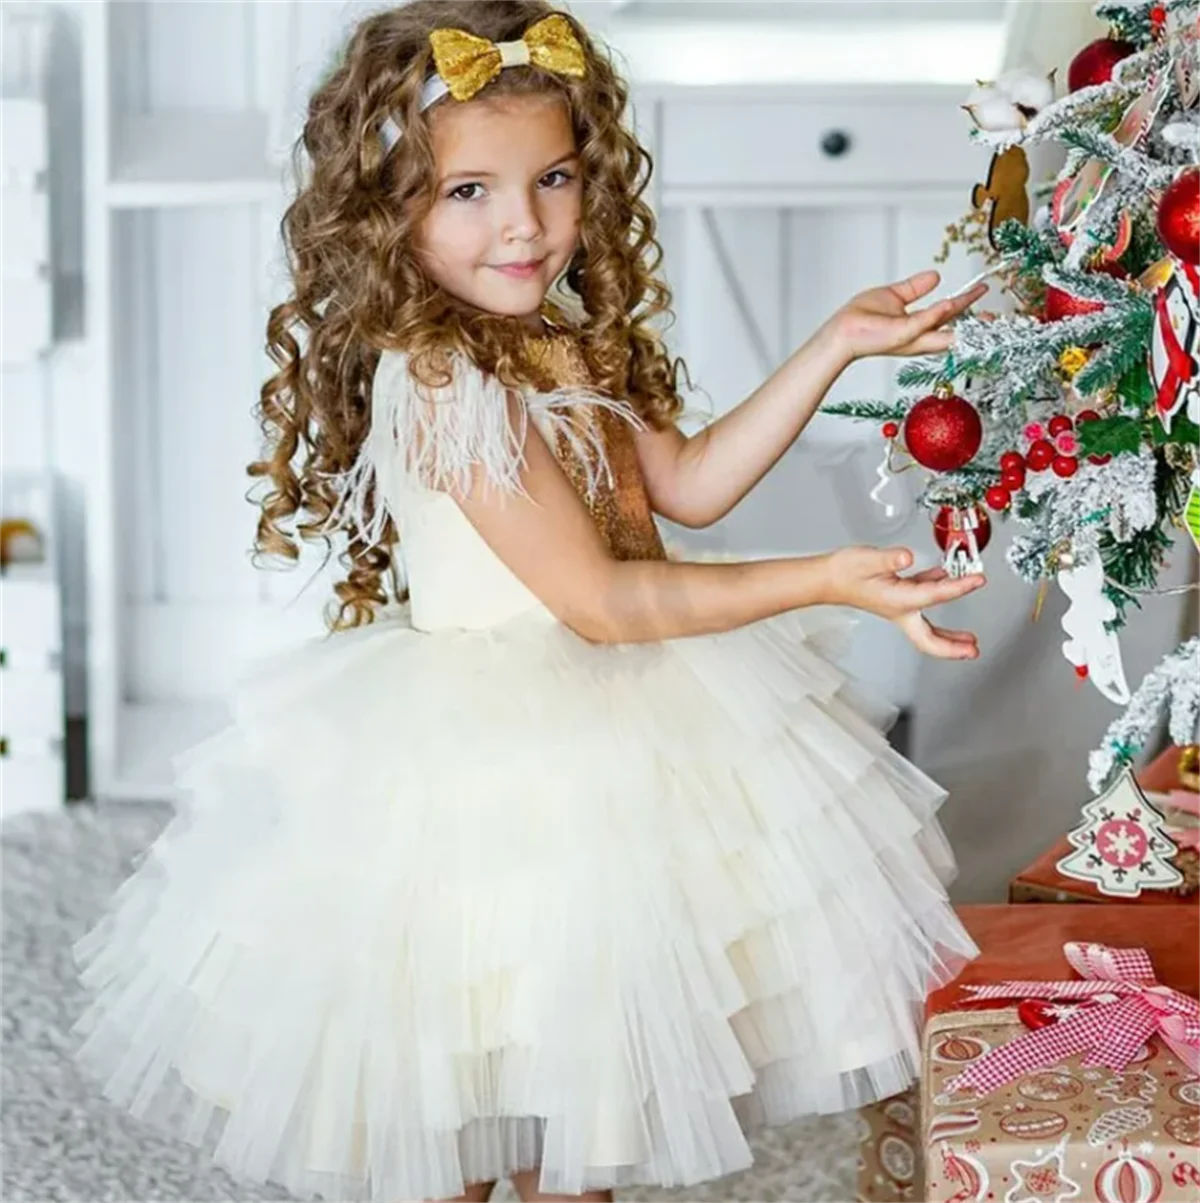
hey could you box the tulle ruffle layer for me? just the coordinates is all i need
[70,605,977,1200]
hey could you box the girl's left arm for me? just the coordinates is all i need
[638,270,987,529]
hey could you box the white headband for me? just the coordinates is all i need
[377,35,536,155]
[377,74,446,153]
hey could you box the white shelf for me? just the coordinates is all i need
[108,111,285,209]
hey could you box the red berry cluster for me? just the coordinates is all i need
[985,411,1107,512]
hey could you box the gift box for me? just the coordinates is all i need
[856,1083,921,1202]
[922,904,1200,1203]
[1009,747,1200,903]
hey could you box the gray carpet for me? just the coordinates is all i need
[2,801,858,1203]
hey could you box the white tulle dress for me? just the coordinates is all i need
[70,326,979,1202]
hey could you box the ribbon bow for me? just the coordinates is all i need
[944,941,1200,1096]
[428,14,586,103]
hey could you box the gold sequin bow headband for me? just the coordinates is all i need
[378,14,587,155]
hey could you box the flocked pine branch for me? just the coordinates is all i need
[1087,636,1200,793]
[821,400,906,422]
[1073,310,1156,394]
[1057,127,1177,190]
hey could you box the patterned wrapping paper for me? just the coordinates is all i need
[922,1007,1200,1203]
[856,1085,922,1202]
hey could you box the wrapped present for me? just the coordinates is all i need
[855,1084,922,1202]
[1010,747,1200,903]
[922,904,1200,1203]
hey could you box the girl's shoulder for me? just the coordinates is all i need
[367,326,631,501]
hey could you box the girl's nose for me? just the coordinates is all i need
[500,188,544,243]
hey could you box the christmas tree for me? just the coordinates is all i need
[832,0,1200,794]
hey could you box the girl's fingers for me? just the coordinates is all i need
[901,613,980,659]
[912,573,987,607]
[889,269,941,304]
[928,621,979,646]
[907,566,949,584]
[901,330,956,356]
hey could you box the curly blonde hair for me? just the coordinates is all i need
[249,0,688,631]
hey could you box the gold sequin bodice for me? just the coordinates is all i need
[521,331,667,563]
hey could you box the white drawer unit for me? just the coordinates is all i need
[0,97,52,365]
[0,744,66,819]
[0,577,66,816]
[2,665,64,735]
[657,87,990,199]
[1,575,62,654]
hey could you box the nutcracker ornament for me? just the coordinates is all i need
[1149,258,1200,433]
[933,504,990,578]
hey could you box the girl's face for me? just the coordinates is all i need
[414,93,583,329]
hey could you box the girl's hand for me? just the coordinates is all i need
[824,546,983,660]
[826,269,988,362]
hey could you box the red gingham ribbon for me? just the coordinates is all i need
[943,942,1200,1096]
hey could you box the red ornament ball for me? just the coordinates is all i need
[1156,168,1200,266]
[933,505,992,554]
[1048,414,1074,436]
[1067,35,1136,92]
[1044,285,1105,322]
[903,391,984,472]
[1000,464,1027,490]
[1075,409,1101,424]
[882,421,900,439]
[1075,663,1090,679]
[999,450,1026,474]
[985,485,1012,512]
[1027,439,1056,471]
[1052,455,1080,478]
[1088,453,1113,466]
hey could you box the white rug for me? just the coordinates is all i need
[2,801,858,1203]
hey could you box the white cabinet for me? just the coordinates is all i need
[82,1,989,800]
[1,99,52,365]
[1,532,66,819]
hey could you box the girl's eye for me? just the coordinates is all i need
[540,169,574,188]
[448,182,485,202]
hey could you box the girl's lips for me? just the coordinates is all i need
[492,259,544,279]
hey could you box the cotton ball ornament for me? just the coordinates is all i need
[962,84,1025,133]
[993,67,1056,117]
[962,67,1055,132]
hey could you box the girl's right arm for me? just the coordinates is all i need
[450,394,984,656]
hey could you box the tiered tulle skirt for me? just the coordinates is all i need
[69,604,977,1200]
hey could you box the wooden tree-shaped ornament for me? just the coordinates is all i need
[1057,768,1184,897]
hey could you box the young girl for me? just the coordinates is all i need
[70,3,991,1200]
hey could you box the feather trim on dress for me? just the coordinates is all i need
[319,350,644,551]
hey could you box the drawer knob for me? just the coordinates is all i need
[820,129,852,158]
